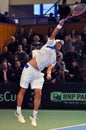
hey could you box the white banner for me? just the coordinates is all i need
[9,0,80,5]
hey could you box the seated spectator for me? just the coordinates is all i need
[67,59,84,82]
[72,34,85,57]
[8,36,18,54]
[11,60,23,82]
[64,46,80,70]
[11,54,20,68]
[30,35,44,57]
[21,38,30,54]
[15,27,26,43]
[69,28,78,44]
[1,58,12,69]
[48,13,57,24]
[46,55,68,83]
[25,28,36,46]
[62,34,72,55]
[0,60,12,83]
[14,44,26,62]
[58,0,71,20]
[0,46,13,64]
[21,53,30,67]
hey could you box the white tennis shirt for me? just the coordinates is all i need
[35,38,56,71]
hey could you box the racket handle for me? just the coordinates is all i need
[63,18,68,22]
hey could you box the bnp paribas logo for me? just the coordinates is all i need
[50,92,62,102]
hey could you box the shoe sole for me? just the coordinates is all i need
[15,112,26,124]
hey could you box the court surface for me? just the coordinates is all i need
[0,109,86,130]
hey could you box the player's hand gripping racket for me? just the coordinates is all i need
[64,3,86,22]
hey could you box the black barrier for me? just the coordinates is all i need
[0,82,86,109]
[42,82,86,110]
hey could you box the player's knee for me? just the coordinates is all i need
[35,90,42,98]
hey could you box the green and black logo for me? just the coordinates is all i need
[50,92,62,102]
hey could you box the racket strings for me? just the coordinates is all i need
[72,4,86,14]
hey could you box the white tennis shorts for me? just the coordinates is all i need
[20,63,44,89]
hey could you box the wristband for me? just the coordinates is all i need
[57,24,62,29]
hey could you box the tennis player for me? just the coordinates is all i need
[15,19,64,127]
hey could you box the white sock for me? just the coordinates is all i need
[32,110,38,119]
[17,106,21,115]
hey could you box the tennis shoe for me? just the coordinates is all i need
[15,112,25,124]
[30,115,37,127]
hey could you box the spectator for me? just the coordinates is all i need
[8,36,18,54]
[48,13,57,24]
[14,44,26,62]
[62,34,72,55]
[15,27,26,43]
[26,28,35,44]
[1,58,12,69]
[64,46,80,70]
[21,38,30,54]
[46,55,68,83]
[69,28,78,44]
[58,0,71,20]
[21,53,30,67]
[30,35,43,57]
[0,60,12,83]
[11,54,20,68]
[67,59,84,82]
[72,34,85,57]
[0,46,13,64]
[12,60,23,82]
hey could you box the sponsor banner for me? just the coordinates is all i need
[0,82,86,109]
[0,83,34,109]
[50,92,86,102]
[41,82,86,109]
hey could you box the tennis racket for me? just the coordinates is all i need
[64,3,86,21]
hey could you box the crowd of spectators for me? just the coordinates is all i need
[0,11,18,24]
[0,23,86,83]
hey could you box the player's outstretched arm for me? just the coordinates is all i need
[50,19,64,40]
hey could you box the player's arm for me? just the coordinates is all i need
[49,19,64,40]
[46,65,54,80]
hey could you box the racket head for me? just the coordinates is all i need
[72,3,86,15]
[64,3,86,22]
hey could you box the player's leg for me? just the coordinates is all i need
[15,87,26,123]
[30,73,44,127]
[34,88,42,111]
[30,89,42,127]
[15,63,30,123]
